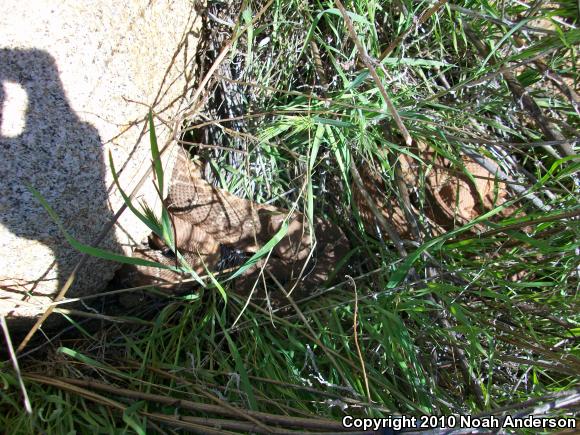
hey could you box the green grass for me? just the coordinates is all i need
[1,0,579,433]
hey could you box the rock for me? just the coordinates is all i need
[0,0,201,327]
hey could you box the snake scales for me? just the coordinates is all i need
[124,142,516,298]
[125,150,350,296]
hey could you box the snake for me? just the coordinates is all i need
[124,144,516,299]
[123,150,350,297]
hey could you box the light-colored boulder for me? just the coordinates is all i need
[0,0,201,324]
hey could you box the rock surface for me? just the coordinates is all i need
[0,0,201,325]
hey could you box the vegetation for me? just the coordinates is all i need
[2,0,579,433]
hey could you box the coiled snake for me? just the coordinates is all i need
[125,143,515,298]
[125,150,350,296]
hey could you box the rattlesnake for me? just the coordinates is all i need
[124,144,517,297]
[124,150,350,296]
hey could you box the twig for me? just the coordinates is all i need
[347,275,371,402]
[138,363,295,432]
[476,388,580,418]
[26,374,347,432]
[310,40,328,89]
[264,268,353,390]
[523,49,580,115]
[460,146,551,212]
[350,160,407,256]
[1,316,31,414]
[178,139,249,154]
[426,290,487,408]
[438,2,556,35]
[451,207,580,242]
[464,24,576,158]
[334,0,412,145]
[379,0,448,61]
[51,308,153,325]
[181,0,275,123]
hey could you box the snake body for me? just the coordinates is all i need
[127,150,350,296]
[126,145,516,298]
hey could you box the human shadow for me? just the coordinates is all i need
[0,48,121,331]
